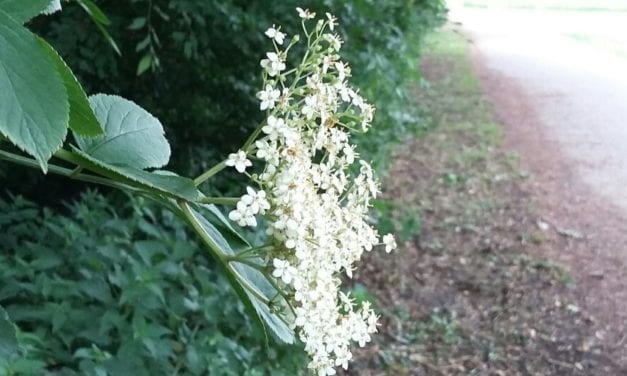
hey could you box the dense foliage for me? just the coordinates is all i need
[27,0,446,183]
[0,192,305,375]
[0,0,445,374]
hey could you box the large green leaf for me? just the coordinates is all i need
[184,204,295,344]
[74,94,170,169]
[0,0,49,23]
[68,147,200,201]
[37,38,104,137]
[0,306,18,358]
[0,9,69,172]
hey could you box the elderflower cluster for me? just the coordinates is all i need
[227,9,396,375]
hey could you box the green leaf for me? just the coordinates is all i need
[94,21,120,55]
[68,147,200,201]
[136,54,152,76]
[128,17,146,30]
[75,0,119,55]
[76,0,110,25]
[0,10,68,172]
[135,36,150,52]
[7,359,46,373]
[184,204,294,344]
[0,0,50,23]
[75,94,170,169]
[0,306,18,358]
[37,37,104,137]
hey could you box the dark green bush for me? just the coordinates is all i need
[0,1,445,373]
[29,0,445,178]
[0,192,306,375]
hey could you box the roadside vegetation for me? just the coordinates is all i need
[345,26,622,375]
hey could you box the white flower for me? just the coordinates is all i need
[260,52,286,77]
[325,13,337,31]
[302,96,318,119]
[334,62,350,82]
[241,186,271,214]
[262,115,286,141]
[324,34,342,51]
[257,84,281,110]
[228,201,257,227]
[225,150,252,173]
[296,7,315,19]
[247,12,387,376]
[382,234,397,253]
[265,25,286,44]
[255,139,280,166]
[272,258,297,284]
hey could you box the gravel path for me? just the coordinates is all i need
[449,7,627,366]
[451,7,627,213]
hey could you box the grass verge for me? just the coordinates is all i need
[344,25,621,375]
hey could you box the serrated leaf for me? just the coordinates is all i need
[0,306,18,358]
[184,204,295,344]
[37,37,104,137]
[0,0,50,23]
[74,94,170,169]
[0,10,68,172]
[69,147,200,201]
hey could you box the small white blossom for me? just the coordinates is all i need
[242,186,271,214]
[296,7,316,19]
[225,150,252,173]
[334,62,350,82]
[262,115,286,141]
[244,12,386,376]
[324,34,342,51]
[228,201,257,227]
[302,96,318,119]
[255,139,280,166]
[272,258,297,284]
[325,13,337,31]
[382,234,397,253]
[265,25,286,45]
[257,84,281,110]
[260,52,286,77]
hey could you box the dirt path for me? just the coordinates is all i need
[453,8,627,365]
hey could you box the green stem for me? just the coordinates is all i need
[198,196,239,205]
[242,123,265,152]
[226,257,266,272]
[178,201,271,305]
[235,244,274,258]
[0,149,133,191]
[264,274,296,316]
[194,160,226,186]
